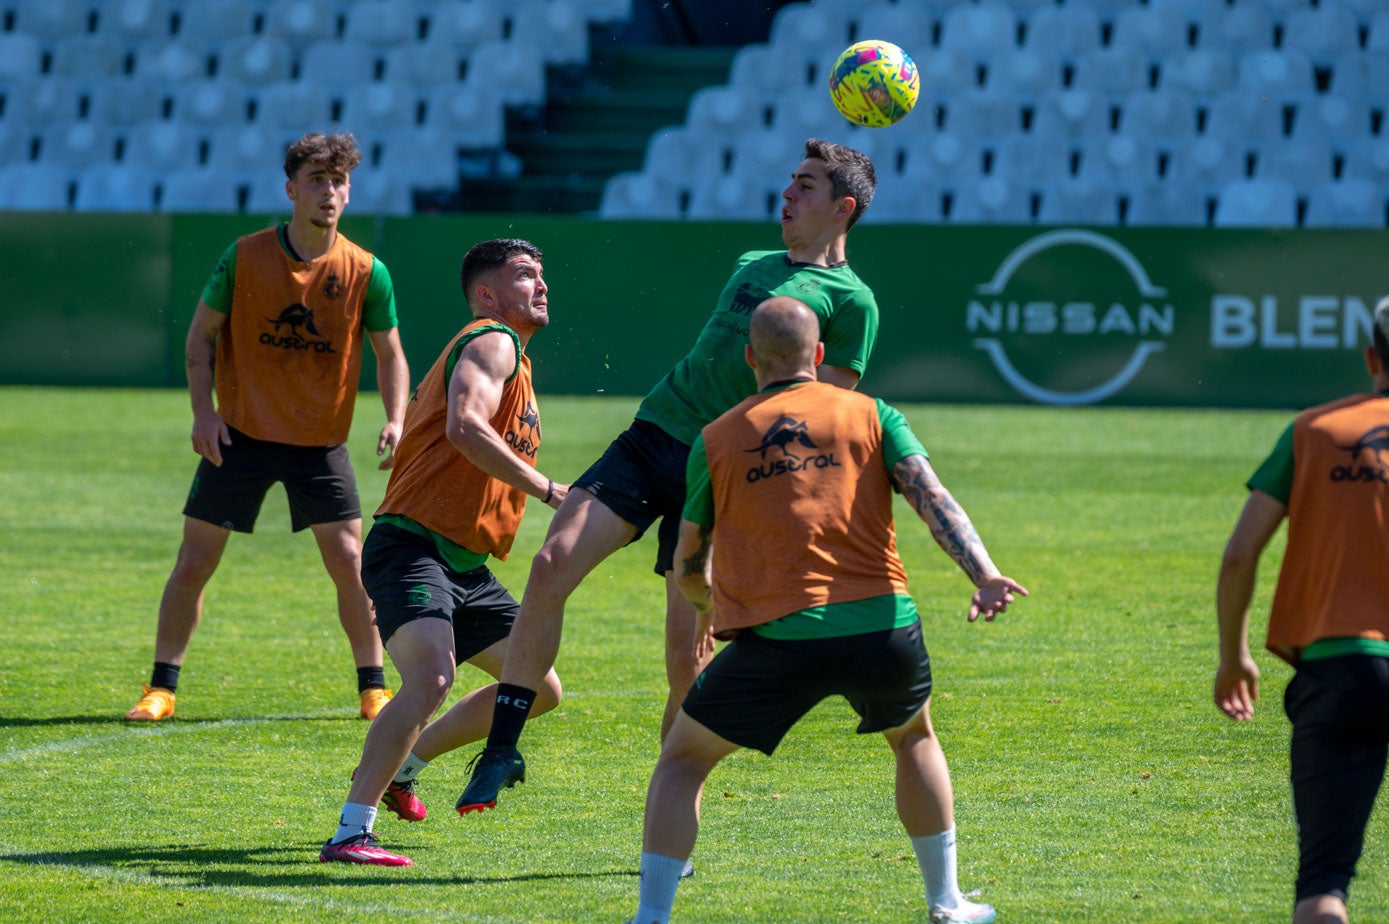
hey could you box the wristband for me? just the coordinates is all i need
[543,480,553,504]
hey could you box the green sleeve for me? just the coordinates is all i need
[443,323,521,384]
[363,257,398,331]
[1247,421,1295,504]
[681,434,715,526]
[877,399,928,471]
[199,242,237,313]
[822,291,878,374]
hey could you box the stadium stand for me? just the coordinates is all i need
[0,0,1384,226]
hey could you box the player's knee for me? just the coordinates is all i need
[403,661,454,712]
[170,545,220,586]
[527,543,580,599]
[321,549,364,587]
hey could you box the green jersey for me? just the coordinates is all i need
[635,250,879,446]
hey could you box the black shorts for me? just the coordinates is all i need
[682,621,934,755]
[1284,654,1389,903]
[361,522,519,656]
[182,426,360,533]
[573,418,691,575]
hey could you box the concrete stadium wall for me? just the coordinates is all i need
[1,212,1383,408]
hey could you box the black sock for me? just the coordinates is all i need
[150,662,180,693]
[357,666,386,693]
[485,683,537,751]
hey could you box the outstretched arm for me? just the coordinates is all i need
[891,453,1028,621]
[1214,489,1285,721]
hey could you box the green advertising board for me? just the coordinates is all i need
[0,213,1383,410]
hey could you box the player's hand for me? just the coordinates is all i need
[377,422,402,470]
[693,607,716,661]
[546,481,570,510]
[191,409,231,466]
[1214,655,1260,721]
[969,575,1028,622]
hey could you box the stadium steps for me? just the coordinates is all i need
[455,45,737,214]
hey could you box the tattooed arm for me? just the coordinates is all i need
[892,453,1029,621]
[674,518,717,657]
[185,301,231,466]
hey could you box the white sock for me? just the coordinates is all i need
[912,826,963,909]
[634,852,686,924]
[394,752,429,784]
[333,802,377,844]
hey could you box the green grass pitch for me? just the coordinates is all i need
[1,386,1384,922]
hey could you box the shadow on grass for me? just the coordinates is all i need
[0,714,362,728]
[0,844,638,888]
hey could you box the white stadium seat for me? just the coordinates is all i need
[173,78,249,126]
[134,39,210,84]
[263,0,340,50]
[342,0,418,47]
[425,0,505,48]
[85,76,167,126]
[1236,48,1318,101]
[74,163,159,211]
[177,0,260,46]
[339,81,419,135]
[940,2,1018,54]
[948,175,1031,224]
[510,0,591,67]
[598,170,683,219]
[48,34,126,81]
[424,81,506,148]
[159,166,242,212]
[1213,177,1299,227]
[1024,3,1104,59]
[467,40,546,107]
[0,162,74,210]
[40,120,114,168]
[1283,5,1363,66]
[99,0,174,41]
[253,80,335,132]
[123,118,204,172]
[1303,178,1384,228]
[1111,6,1192,58]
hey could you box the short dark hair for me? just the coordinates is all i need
[803,138,876,229]
[283,132,362,179]
[460,238,544,306]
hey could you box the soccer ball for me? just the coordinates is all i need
[828,40,920,128]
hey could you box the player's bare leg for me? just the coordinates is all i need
[311,518,382,667]
[458,489,635,812]
[885,701,995,923]
[311,518,390,716]
[661,574,709,741]
[126,517,230,720]
[344,617,456,817]
[153,517,230,665]
[634,710,739,922]
[411,643,562,761]
[322,619,456,866]
[884,701,954,837]
[500,488,637,689]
